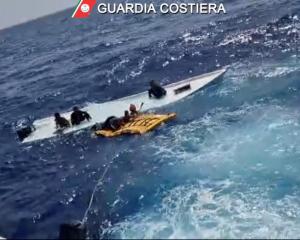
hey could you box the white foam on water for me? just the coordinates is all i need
[218,14,300,50]
[129,56,150,78]
[219,32,253,46]
[212,61,300,98]
[181,31,213,45]
[103,180,300,239]
[101,99,300,239]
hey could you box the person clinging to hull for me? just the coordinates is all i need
[71,106,92,126]
[148,80,167,99]
[54,113,70,129]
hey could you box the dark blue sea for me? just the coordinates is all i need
[0,0,300,238]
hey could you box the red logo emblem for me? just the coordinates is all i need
[72,0,97,18]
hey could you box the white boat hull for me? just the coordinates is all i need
[23,67,227,143]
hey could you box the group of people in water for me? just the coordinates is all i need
[17,80,166,141]
[54,106,92,129]
[90,103,141,132]
[16,79,167,141]
[54,81,167,132]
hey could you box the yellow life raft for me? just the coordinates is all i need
[95,113,176,137]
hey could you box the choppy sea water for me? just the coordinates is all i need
[0,0,300,238]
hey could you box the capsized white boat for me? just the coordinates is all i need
[22,67,227,143]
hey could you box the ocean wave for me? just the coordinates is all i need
[103,179,300,239]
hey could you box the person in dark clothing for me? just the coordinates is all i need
[70,106,92,126]
[91,111,131,133]
[54,113,70,129]
[102,116,115,130]
[17,126,35,142]
[102,116,122,131]
[16,117,36,141]
[148,80,167,99]
[122,110,131,124]
[90,122,103,132]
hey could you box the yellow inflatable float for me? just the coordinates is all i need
[95,113,176,137]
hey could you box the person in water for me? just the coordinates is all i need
[90,122,104,132]
[90,117,119,132]
[129,104,139,116]
[122,110,131,124]
[16,117,36,141]
[54,113,70,129]
[91,111,131,132]
[148,80,167,99]
[102,116,123,131]
[70,106,92,126]
[17,126,35,142]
